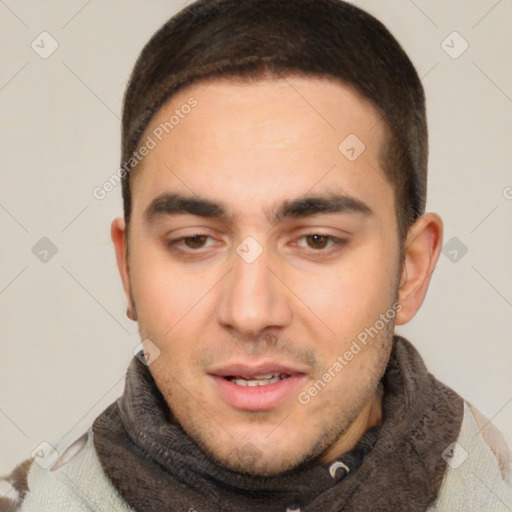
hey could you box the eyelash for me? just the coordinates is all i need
[165,233,347,257]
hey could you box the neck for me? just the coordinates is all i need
[320,383,384,463]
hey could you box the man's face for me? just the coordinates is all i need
[120,76,402,475]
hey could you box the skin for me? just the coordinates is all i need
[111,75,443,476]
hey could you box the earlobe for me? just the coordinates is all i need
[111,217,137,321]
[395,213,443,326]
[126,305,137,321]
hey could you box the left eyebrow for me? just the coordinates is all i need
[143,192,373,225]
[272,193,373,223]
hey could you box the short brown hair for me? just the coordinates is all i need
[121,0,427,244]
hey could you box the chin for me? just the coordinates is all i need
[212,447,310,477]
[190,427,326,477]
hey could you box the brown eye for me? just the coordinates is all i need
[305,234,330,249]
[184,235,208,249]
[165,233,219,256]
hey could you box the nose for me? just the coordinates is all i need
[216,240,293,338]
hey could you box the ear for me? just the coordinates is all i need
[111,217,136,321]
[395,213,443,325]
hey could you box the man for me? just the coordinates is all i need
[1,0,511,510]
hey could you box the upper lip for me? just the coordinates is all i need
[209,362,307,379]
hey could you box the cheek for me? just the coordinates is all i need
[292,241,398,345]
[129,243,206,331]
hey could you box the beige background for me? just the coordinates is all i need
[1,0,511,474]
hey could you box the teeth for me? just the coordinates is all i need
[229,373,289,387]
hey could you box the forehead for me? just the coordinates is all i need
[130,75,391,223]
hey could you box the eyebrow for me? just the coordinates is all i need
[143,192,373,225]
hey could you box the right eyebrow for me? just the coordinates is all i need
[144,193,227,224]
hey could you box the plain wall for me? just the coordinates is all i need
[1,0,511,474]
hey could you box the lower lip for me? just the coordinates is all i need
[210,374,306,411]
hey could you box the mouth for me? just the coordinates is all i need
[209,364,307,411]
[225,373,291,387]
